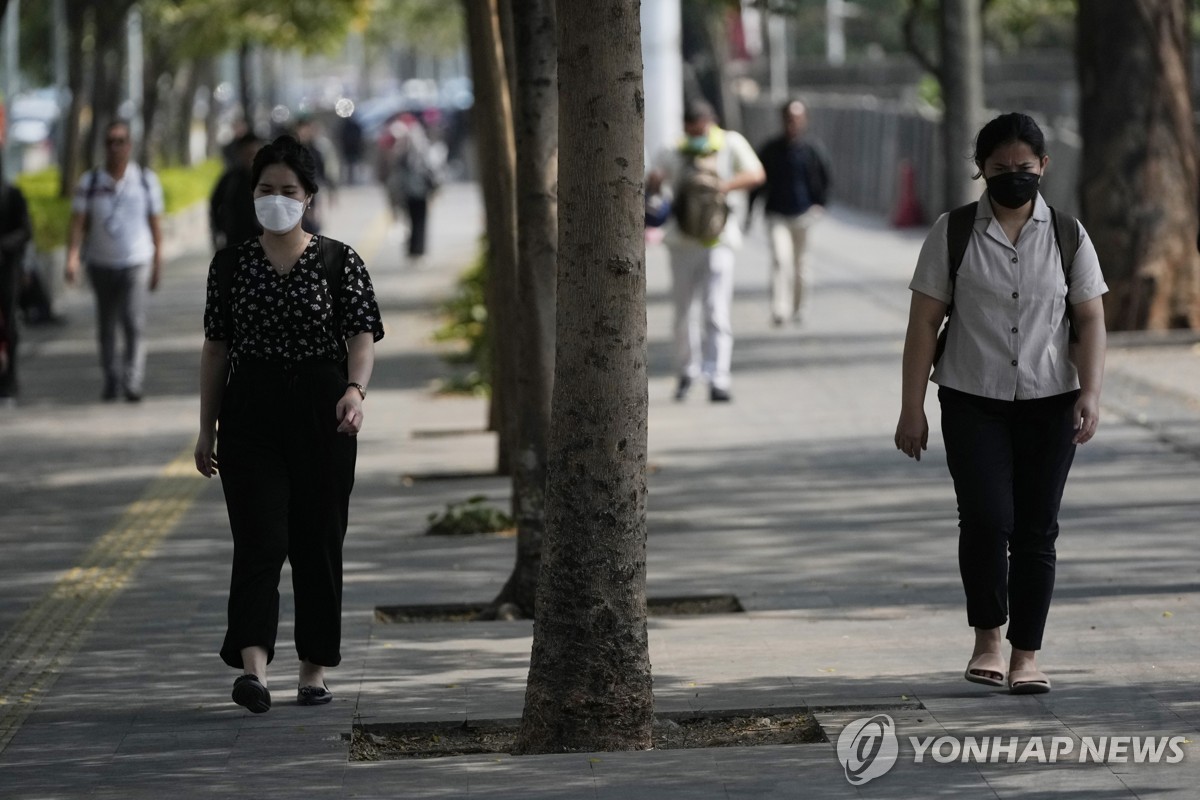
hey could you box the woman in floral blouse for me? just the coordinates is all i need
[194,135,384,714]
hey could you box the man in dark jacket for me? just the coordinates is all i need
[754,99,831,326]
[0,163,33,401]
[209,133,263,250]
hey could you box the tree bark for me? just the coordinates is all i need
[59,1,89,196]
[487,0,559,619]
[464,0,519,477]
[513,0,652,754]
[85,15,125,167]
[237,42,255,126]
[1078,0,1200,330]
[939,0,984,212]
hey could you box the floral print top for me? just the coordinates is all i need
[203,236,384,365]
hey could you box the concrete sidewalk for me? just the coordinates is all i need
[2,182,1200,799]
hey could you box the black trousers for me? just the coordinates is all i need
[217,360,356,669]
[0,258,19,397]
[406,196,428,256]
[939,387,1078,651]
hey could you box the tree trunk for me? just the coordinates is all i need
[200,58,220,160]
[140,48,165,168]
[59,1,89,196]
[1078,0,1200,330]
[238,41,255,126]
[513,0,652,754]
[487,0,558,619]
[464,0,519,477]
[939,0,984,212]
[173,63,201,166]
[85,20,124,167]
[699,6,740,131]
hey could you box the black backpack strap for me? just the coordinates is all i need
[317,235,348,359]
[946,201,979,286]
[1049,206,1081,343]
[936,202,979,365]
[1049,206,1080,286]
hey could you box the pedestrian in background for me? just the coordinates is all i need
[386,114,443,264]
[647,100,765,403]
[0,162,33,404]
[753,99,831,327]
[194,135,384,714]
[65,120,164,402]
[895,112,1108,695]
[209,132,264,250]
[294,117,339,234]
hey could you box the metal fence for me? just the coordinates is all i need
[740,94,1082,223]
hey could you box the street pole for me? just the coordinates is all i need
[767,12,788,103]
[939,0,984,211]
[126,5,144,146]
[641,0,683,162]
[826,0,845,67]
[53,0,68,166]
[2,0,19,172]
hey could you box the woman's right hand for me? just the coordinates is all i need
[194,428,218,477]
[894,407,929,461]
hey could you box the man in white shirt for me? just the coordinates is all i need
[647,101,764,402]
[66,120,164,402]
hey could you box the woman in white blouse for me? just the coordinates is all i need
[895,113,1107,695]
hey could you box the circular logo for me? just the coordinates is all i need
[836,714,899,785]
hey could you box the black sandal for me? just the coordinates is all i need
[232,674,272,713]
[297,684,333,706]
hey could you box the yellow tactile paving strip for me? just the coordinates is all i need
[0,449,204,752]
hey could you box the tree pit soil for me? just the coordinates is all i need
[375,594,745,623]
[351,708,825,760]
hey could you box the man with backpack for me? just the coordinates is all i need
[647,100,764,403]
[65,120,164,402]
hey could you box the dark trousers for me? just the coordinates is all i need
[0,259,18,396]
[87,263,149,396]
[939,387,1079,651]
[406,196,428,256]
[217,360,357,669]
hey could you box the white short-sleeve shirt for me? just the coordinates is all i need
[909,191,1108,401]
[71,163,165,268]
[652,127,762,250]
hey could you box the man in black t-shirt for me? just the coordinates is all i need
[753,100,832,327]
[0,165,33,401]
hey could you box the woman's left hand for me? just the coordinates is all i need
[1072,391,1100,445]
[336,390,364,436]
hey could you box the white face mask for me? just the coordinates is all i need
[254,194,307,234]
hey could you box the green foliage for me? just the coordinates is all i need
[139,0,372,63]
[13,170,71,253]
[426,496,513,536]
[916,73,942,111]
[432,242,491,396]
[157,159,224,215]
[983,0,1076,52]
[14,159,223,251]
[363,0,463,57]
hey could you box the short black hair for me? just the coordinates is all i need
[250,135,319,195]
[234,131,263,150]
[683,99,716,125]
[972,112,1047,177]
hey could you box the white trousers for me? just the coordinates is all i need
[668,242,735,391]
[767,209,819,321]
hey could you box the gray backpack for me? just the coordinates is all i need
[673,150,728,241]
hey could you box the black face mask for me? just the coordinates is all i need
[986,171,1041,209]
